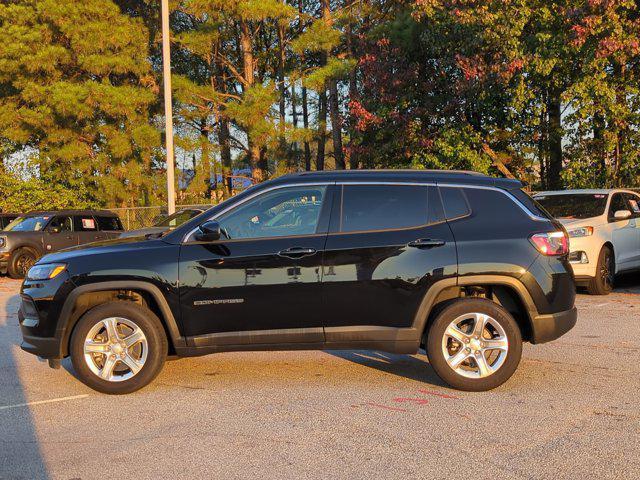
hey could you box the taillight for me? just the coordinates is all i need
[530,231,569,256]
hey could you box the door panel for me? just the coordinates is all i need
[609,193,637,268]
[623,193,640,266]
[179,235,326,337]
[42,216,76,253]
[321,185,457,329]
[179,184,333,339]
[74,215,104,244]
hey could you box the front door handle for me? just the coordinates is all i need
[278,247,317,259]
[408,238,446,249]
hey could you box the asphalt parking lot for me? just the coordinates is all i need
[0,277,638,480]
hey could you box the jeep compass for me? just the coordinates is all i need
[18,170,577,394]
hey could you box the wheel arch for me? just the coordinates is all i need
[414,275,539,344]
[57,281,185,358]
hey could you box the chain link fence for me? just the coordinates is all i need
[109,204,215,230]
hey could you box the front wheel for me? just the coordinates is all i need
[586,246,614,295]
[8,248,37,279]
[70,302,167,394]
[426,298,522,391]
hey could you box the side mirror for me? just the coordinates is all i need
[614,210,632,220]
[49,226,61,234]
[194,220,221,242]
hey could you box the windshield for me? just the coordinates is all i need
[156,209,201,228]
[534,194,608,220]
[4,215,51,232]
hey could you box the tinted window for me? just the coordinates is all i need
[74,216,97,231]
[535,193,607,219]
[49,216,72,232]
[340,185,428,232]
[218,186,326,239]
[510,189,551,219]
[439,187,471,220]
[608,193,627,220]
[96,216,123,231]
[622,193,640,218]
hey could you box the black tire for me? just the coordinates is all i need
[8,248,38,279]
[586,246,614,295]
[426,298,522,392]
[70,301,167,394]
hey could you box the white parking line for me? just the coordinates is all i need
[0,394,89,411]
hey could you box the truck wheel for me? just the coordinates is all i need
[70,302,168,394]
[426,298,522,392]
[586,246,614,295]
[8,248,37,279]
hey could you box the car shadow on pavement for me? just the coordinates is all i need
[0,284,50,480]
[326,350,449,388]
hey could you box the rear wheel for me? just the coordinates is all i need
[426,298,522,391]
[70,302,167,394]
[8,248,37,279]
[586,246,614,295]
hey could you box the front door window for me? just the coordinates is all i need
[217,186,327,240]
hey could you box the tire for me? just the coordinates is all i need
[426,298,522,392]
[8,248,38,279]
[70,301,168,394]
[586,246,614,295]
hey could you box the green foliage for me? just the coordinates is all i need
[0,0,162,207]
[0,173,95,212]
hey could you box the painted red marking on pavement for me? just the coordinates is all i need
[393,397,429,405]
[418,389,461,400]
[365,402,407,412]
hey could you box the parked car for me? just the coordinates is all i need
[533,189,640,295]
[1,210,123,279]
[18,170,576,394]
[0,213,20,230]
[119,208,204,239]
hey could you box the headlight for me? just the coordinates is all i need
[26,263,67,280]
[0,237,5,248]
[567,226,594,238]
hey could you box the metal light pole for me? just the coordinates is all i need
[161,0,176,215]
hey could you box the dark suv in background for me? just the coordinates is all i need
[1,210,123,278]
[18,171,577,394]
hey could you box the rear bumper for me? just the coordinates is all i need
[531,307,577,344]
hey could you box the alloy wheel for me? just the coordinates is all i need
[441,312,509,378]
[83,317,148,382]
[17,254,35,277]
[601,250,614,290]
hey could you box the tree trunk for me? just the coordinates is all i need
[277,20,289,170]
[321,0,344,169]
[302,84,312,171]
[346,15,359,170]
[239,19,266,181]
[316,90,327,171]
[218,117,233,198]
[547,91,563,190]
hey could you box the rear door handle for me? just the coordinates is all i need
[278,247,317,259]
[408,238,446,249]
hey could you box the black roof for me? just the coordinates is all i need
[269,169,522,189]
[24,209,119,217]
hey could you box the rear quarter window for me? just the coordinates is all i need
[439,187,471,220]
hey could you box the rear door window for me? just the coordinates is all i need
[340,185,429,232]
[439,187,471,220]
[96,216,123,231]
[74,216,98,231]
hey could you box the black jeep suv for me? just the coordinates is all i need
[1,210,123,279]
[18,171,577,394]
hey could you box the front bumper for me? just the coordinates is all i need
[531,307,578,344]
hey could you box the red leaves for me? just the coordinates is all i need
[348,100,381,131]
